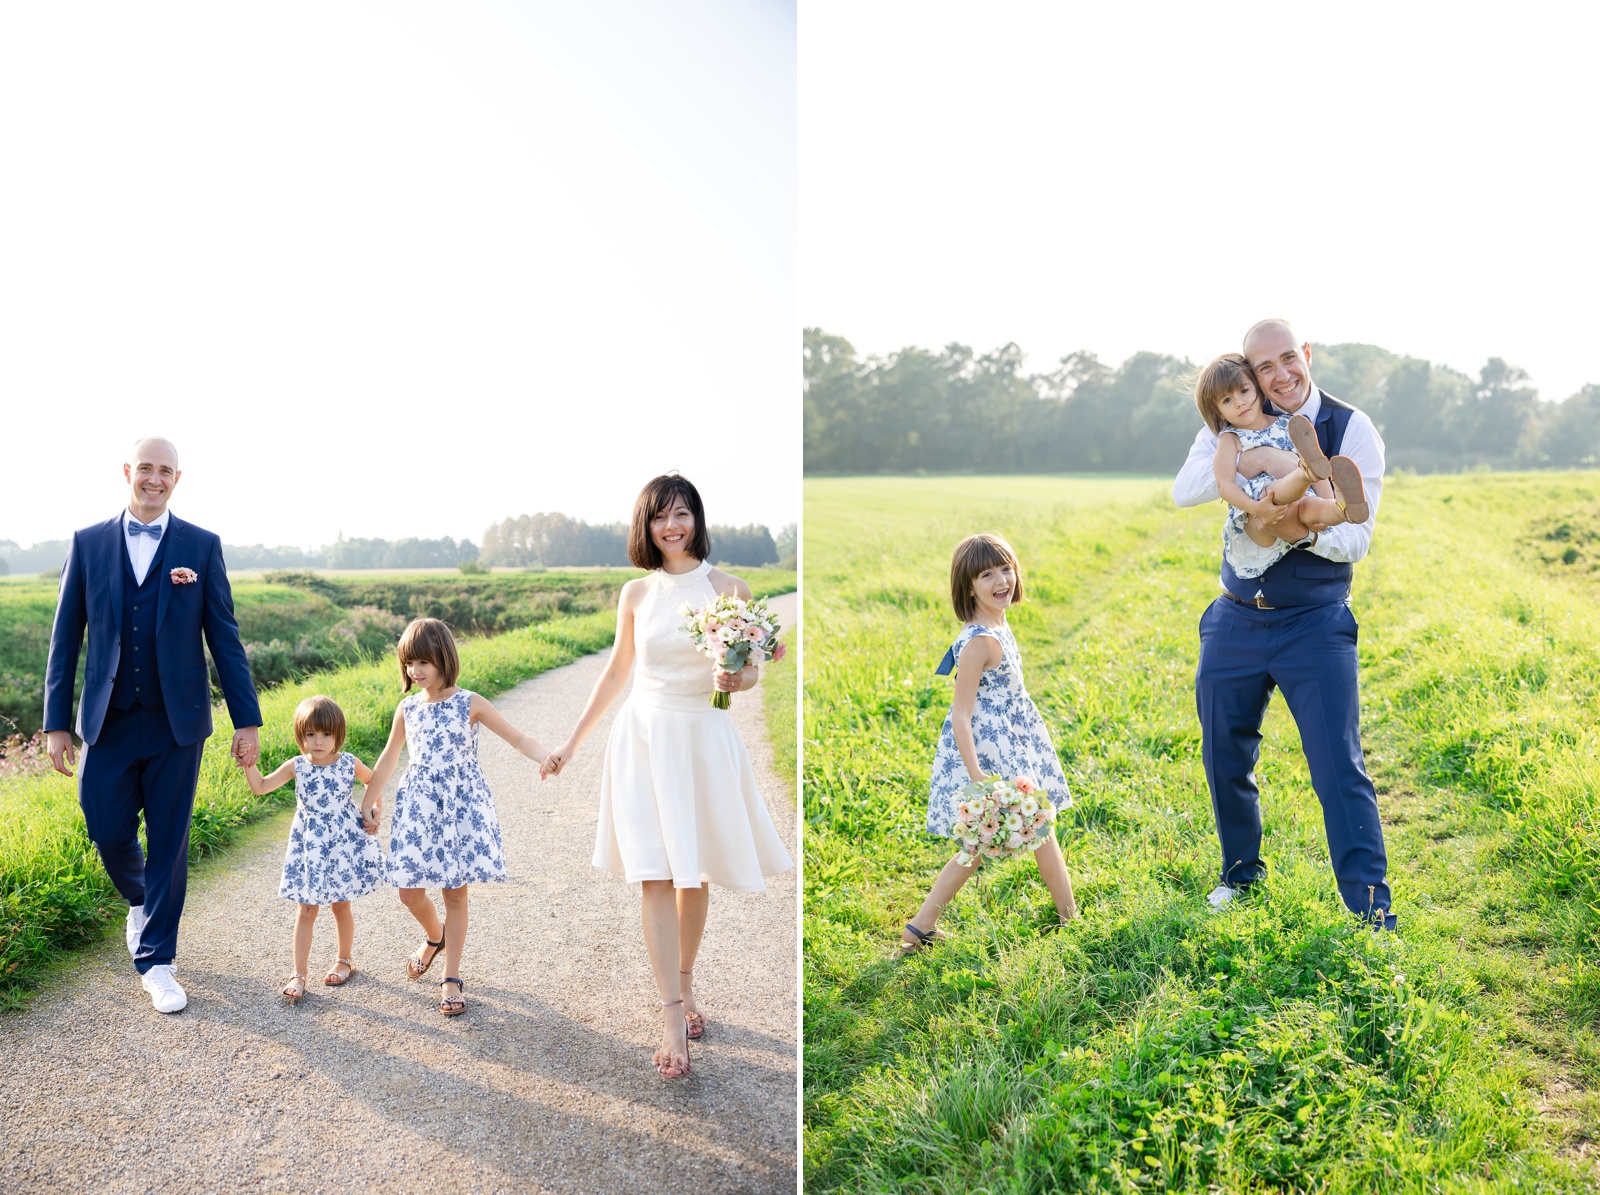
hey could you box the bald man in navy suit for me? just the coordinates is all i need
[45,438,263,1011]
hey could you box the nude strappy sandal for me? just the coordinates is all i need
[654,998,691,1078]
[1328,456,1370,523]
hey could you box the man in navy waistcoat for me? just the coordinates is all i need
[45,438,263,1011]
[1172,319,1394,929]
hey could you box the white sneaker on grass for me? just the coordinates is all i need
[1206,885,1241,910]
[141,965,187,1013]
[125,905,146,957]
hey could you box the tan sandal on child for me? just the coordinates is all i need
[680,969,706,1040]
[1288,413,1332,482]
[439,977,466,1016]
[406,936,444,980]
[324,958,355,986]
[282,974,307,1004]
[653,998,691,1078]
[1328,456,1370,523]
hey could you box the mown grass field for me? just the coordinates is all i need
[803,475,1600,1193]
[0,569,794,1010]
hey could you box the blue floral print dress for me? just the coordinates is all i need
[386,690,508,888]
[279,752,385,904]
[927,622,1071,837]
[1222,414,1298,579]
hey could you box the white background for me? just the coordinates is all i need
[2,1,796,549]
[801,2,1598,399]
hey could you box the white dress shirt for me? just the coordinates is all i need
[122,507,171,585]
[1171,386,1386,575]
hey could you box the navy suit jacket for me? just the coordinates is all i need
[44,513,262,746]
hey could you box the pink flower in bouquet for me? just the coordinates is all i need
[1032,811,1050,830]
[1006,832,1024,850]
[169,567,197,584]
[982,843,1004,859]
[978,826,995,845]
[771,642,787,662]
[743,624,766,642]
[1013,776,1037,795]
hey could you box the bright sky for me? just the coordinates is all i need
[2,1,796,549]
[800,3,1599,404]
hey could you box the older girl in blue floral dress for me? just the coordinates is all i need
[362,617,553,1016]
[898,533,1079,954]
[242,695,384,1003]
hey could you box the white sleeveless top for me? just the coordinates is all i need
[629,559,720,711]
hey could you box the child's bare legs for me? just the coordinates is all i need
[440,885,469,1000]
[641,879,688,1074]
[291,903,318,978]
[1034,834,1078,921]
[398,886,445,966]
[676,885,710,1024]
[322,900,355,982]
[903,855,978,944]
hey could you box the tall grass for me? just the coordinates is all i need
[0,571,793,1010]
[803,475,1599,1192]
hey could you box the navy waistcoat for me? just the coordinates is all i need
[1221,391,1357,607]
[109,533,168,711]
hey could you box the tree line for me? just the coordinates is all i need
[804,327,1600,474]
[0,518,798,576]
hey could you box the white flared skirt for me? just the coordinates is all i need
[593,694,794,892]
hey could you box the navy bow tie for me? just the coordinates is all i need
[127,520,163,540]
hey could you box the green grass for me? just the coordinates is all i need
[0,570,793,1010]
[803,474,1600,1192]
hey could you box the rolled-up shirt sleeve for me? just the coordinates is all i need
[1173,425,1225,507]
[1306,410,1385,564]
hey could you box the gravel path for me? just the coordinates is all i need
[0,593,797,1194]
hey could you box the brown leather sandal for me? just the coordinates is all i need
[406,936,444,980]
[1288,414,1331,481]
[1329,456,1370,523]
[324,958,355,986]
[439,977,466,1016]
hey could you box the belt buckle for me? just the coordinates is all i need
[1252,594,1274,610]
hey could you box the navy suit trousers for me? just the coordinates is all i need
[1195,597,1394,927]
[79,706,205,973]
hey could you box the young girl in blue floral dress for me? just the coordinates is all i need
[242,695,384,1003]
[362,617,553,1015]
[898,533,1079,954]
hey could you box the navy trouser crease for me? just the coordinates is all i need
[1195,597,1392,921]
[78,706,204,973]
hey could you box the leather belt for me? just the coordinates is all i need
[1222,589,1275,610]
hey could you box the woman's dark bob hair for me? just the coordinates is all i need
[397,616,460,692]
[628,473,711,569]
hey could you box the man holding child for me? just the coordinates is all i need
[1172,319,1395,929]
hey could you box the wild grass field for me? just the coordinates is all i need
[803,475,1600,1193]
[0,568,676,738]
[0,569,794,1010]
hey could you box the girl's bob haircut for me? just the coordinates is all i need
[628,472,711,569]
[950,533,1024,622]
[292,694,347,752]
[1194,353,1257,434]
[397,616,460,692]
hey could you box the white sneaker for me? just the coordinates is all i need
[125,905,146,957]
[141,965,187,1013]
[1206,885,1240,910]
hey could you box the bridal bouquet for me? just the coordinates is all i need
[952,775,1055,866]
[681,593,785,709]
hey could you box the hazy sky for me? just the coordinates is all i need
[2,1,796,548]
[800,3,1599,403]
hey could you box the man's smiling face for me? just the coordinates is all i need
[1244,321,1313,415]
[124,437,181,519]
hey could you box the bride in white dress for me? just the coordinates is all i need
[543,473,793,1078]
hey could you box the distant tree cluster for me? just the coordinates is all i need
[479,513,782,568]
[5,516,792,576]
[804,328,1600,474]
